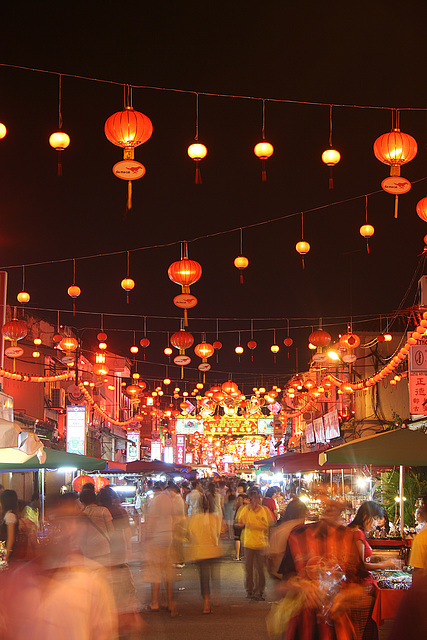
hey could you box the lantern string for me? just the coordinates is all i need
[251,318,254,340]
[72,258,76,284]
[239,227,243,255]
[301,211,304,239]
[195,93,199,141]
[262,99,266,140]
[58,74,63,130]
[22,265,25,291]
[328,104,333,147]
[3,176,427,272]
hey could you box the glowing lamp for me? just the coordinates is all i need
[327,349,340,361]
[132,373,140,379]
[164,347,173,356]
[188,143,207,160]
[235,345,244,355]
[168,259,202,289]
[68,285,81,298]
[140,337,150,347]
[32,350,40,358]
[373,129,417,171]
[360,224,374,239]
[339,333,360,350]
[59,336,78,352]
[126,384,142,396]
[93,362,109,376]
[247,340,257,349]
[259,386,266,394]
[271,344,280,353]
[130,345,139,354]
[121,278,135,291]
[296,241,310,267]
[104,107,153,152]
[98,342,107,350]
[384,333,392,342]
[33,338,42,345]
[17,291,30,304]
[196,382,204,389]
[49,131,70,151]
[0,123,6,139]
[254,142,274,159]
[284,337,293,347]
[308,342,316,350]
[234,256,249,283]
[321,148,341,166]
[163,378,171,385]
[222,380,239,395]
[194,342,214,359]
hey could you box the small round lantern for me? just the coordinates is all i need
[187,143,207,184]
[0,123,7,139]
[296,240,310,268]
[321,148,341,189]
[360,224,375,253]
[254,141,274,181]
[234,256,249,284]
[416,198,427,222]
[49,131,71,176]
[68,284,81,316]
[121,277,135,304]
[17,291,30,304]
[284,337,293,347]
[140,337,150,347]
[309,328,331,349]
[97,332,107,342]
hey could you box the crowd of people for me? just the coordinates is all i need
[0,477,425,639]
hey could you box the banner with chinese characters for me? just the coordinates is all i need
[409,372,427,416]
[223,436,270,465]
[203,415,258,435]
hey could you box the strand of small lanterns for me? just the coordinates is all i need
[0,369,73,382]
[78,382,138,427]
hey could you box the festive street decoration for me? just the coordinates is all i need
[254,100,274,182]
[187,93,207,184]
[104,87,152,210]
[321,106,341,189]
[48,76,70,176]
[373,125,417,218]
[168,243,202,326]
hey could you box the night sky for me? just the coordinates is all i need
[1,2,427,393]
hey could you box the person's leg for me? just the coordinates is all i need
[244,547,255,596]
[254,549,266,598]
[150,583,160,609]
[198,560,211,612]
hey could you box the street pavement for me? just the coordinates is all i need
[132,540,273,640]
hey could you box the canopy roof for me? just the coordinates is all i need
[255,449,355,474]
[319,428,427,467]
[0,448,106,472]
[125,459,183,474]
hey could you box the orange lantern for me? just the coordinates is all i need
[17,291,30,304]
[59,336,78,364]
[373,128,417,218]
[254,141,274,182]
[0,123,7,139]
[339,333,361,350]
[309,328,331,349]
[188,143,208,184]
[360,224,375,254]
[321,148,341,189]
[168,248,202,326]
[284,337,293,347]
[234,256,249,283]
[49,131,71,176]
[105,106,152,210]
[222,380,239,395]
[72,475,95,493]
[416,198,427,222]
[296,240,310,269]
[2,316,27,362]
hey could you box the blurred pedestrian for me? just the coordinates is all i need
[223,492,236,539]
[143,482,178,616]
[187,491,223,613]
[165,481,187,568]
[79,489,113,566]
[233,492,249,561]
[0,489,28,562]
[267,497,308,579]
[236,486,273,600]
[186,480,204,516]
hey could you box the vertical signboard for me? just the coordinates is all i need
[176,435,185,465]
[164,446,174,464]
[66,406,86,455]
[126,430,140,462]
[151,440,162,461]
[409,345,427,416]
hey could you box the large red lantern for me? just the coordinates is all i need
[222,380,239,395]
[105,106,152,210]
[168,247,202,326]
[373,128,417,218]
[194,341,214,378]
[308,328,331,349]
[171,329,194,376]
[2,318,27,345]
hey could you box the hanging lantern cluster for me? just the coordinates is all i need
[373,119,417,218]
[168,243,202,326]
[105,85,152,210]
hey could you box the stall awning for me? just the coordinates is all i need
[256,449,357,473]
[0,448,107,472]
[125,459,183,474]
[319,427,427,467]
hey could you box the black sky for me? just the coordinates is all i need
[0,1,427,392]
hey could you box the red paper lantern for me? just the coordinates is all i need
[284,337,293,347]
[72,475,95,493]
[140,337,150,347]
[373,129,417,171]
[222,380,239,395]
[339,333,361,350]
[2,318,27,345]
[105,108,153,153]
[97,332,107,342]
[416,198,427,222]
[194,342,215,359]
[308,328,331,348]
[247,340,257,349]
[170,330,194,352]
[168,259,202,290]
[213,341,222,350]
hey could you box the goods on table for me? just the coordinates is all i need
[372,570,412,590]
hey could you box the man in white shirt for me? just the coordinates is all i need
[185,480,203,516]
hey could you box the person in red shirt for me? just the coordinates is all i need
[262,487,279,522]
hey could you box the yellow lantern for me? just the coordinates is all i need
[0,123,7,139]
[188,143,208,184]
[17,291,30,304]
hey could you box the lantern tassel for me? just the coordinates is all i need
[57,152,63,177]
[329,168,334,190]
[394,195,398,219]
[301,258,305,270]
[72,301,76,317]
[180,366,183,379]
[195,164,202,185]
[126,292,129,304]
[240,272,244,284]
[127,181,132,210]
[366,240,370,254]
[184,309,188,327]
[261,159,267,182]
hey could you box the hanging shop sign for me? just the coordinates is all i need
[224,436,270,466]
[257,417,274,435]
[410,344,427,372]
[313,416,326,444]
[175,417,204,435]
[176,434,185,464]
[151,440,162,461]
[323,410,340,440]
[204,415,258,435]
[66,405,86,455]
[126,430,140,462]
[409,372,427,416]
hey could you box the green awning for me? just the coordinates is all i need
[0,448,106,472]
[319,428,427,467]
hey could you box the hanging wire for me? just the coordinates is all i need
[195,93,199,141]
[328,104,333,147]
[58,74,63,129]
[262,99,266,140]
